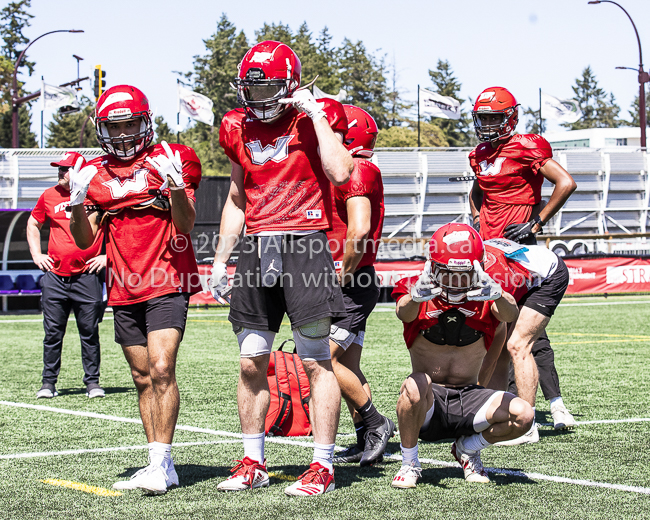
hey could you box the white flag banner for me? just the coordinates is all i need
[178,85,214,126]
[419,87,461,120]
[41,82,79,110]
[541,92,582,123]
[313,85,347,102]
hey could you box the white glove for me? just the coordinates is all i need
[69,157,98,206]
[278,89,326,122]
[410,261,442,302]
[145,141,185,190]
[466,260,503,301]
[210,261,229,302]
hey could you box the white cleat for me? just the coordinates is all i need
[495,422,540,446]
[451,439,490,483]
[217,457,269,491]
[284,463,335,496]
[551,403,577,430]
[391,462,422,489]
[113,462,178,495]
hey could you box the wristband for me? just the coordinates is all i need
[532,215,544,227]
[473,215,480,222]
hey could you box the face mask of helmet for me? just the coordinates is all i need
[432,263,479,304]
[236,67,293,122]
[472,107,517,143]
[96,114,153,160]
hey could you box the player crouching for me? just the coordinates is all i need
[391,224,533,488]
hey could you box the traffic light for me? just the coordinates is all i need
[94,65,106,100]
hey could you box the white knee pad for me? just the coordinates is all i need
[473,391,505,432]
[294,317,331,361]
[330,324,356,350]
[235,327,276,358]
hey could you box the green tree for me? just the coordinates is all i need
[154,116,176,145]
[427,60,472,146]
[523,106,546,134]
[563,66,621,129]
[182,14,249,175]
[624,91,650,127]
[376,122,448,147]
[338,39,389,128]
[385,55,412,127]
[0,0,36,148]
[45,97,97,148]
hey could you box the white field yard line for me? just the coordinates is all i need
[0,440,241,460]
[2,402,650,495]
[383,453,650,495]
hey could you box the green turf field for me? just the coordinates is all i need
[1,296,649,519]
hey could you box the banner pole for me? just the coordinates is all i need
[539,87,542,136]
[177,79,180,144]
[417,85,421,148]
[40,77,44,148]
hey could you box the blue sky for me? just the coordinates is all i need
[13,0,650,142]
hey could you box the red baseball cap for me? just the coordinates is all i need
[50,151,86,169]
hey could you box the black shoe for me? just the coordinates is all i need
[36,383,58,399]
[333,445,364,464]
[360,416,396,467]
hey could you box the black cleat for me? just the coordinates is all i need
[360,416,396,467]
[333,445,364,464]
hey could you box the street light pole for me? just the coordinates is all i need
[589,1,647,149]
[11,29,84,148]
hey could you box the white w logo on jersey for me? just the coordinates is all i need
[246,135,294,165]
[478,157,506,176]
[103,169,150,199]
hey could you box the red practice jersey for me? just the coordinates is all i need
[392,277,499,350]
[327,157,385,269]
[469,134,553,239]
[219,100,348,234]
[483,239,559,302]
[31,186,104,276]
[85,143,202,305]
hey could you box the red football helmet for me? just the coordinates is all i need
[95,85,153,160]
[342,105,378,158]
[471,86,519,143]
[236,40,301,122]
[429,223,485,304]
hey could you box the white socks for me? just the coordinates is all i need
[243,432,265,464]
[149,442,172,468]
[550,397,564,408]
[313,443,335,473]
[400,443,420,467]
[458,433,491,454]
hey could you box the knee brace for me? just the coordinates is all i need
[235,327,276,358]
[293,317,331,361]
[473,391,505,432]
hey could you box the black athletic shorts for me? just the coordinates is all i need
[113,292,190,346]
[419,384,498,442]
[229,232,346,332]
[518,257,569,318]
[332,266,380,335]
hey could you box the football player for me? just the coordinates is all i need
[479,237,574,444]
[391,223,532,488]
[69,85,203,495]
[326,105,392,467]
[468,87,577,433]
[210,41,353,496]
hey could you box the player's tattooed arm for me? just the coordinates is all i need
[469,180,483,221]
[169,190,196,234]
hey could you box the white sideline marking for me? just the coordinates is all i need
[559,300,650,307]
[384,453,650,494]
[0,440,240,460]
[3,401,650,495]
